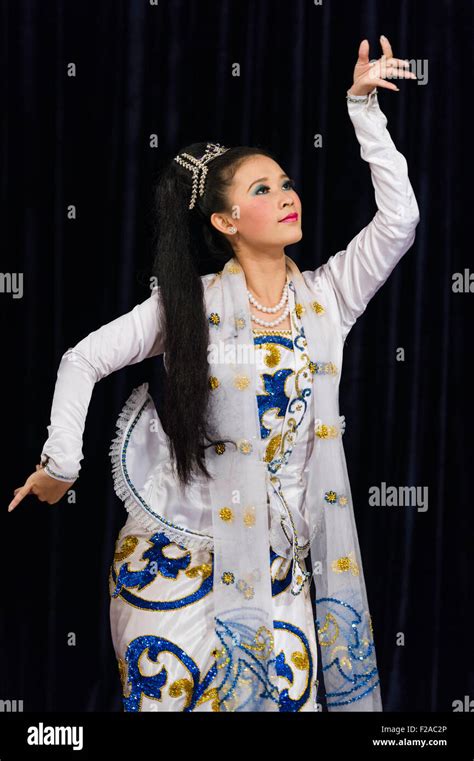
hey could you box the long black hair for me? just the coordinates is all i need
[151,142,277,487]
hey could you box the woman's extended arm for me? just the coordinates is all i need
[306,89,420,342]
[8,285,164,511]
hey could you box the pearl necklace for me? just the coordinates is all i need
[247,282,290,328]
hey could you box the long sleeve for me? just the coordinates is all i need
[39,285,165,481]
[306,89,420,342]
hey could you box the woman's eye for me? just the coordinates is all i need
[254,179,296,195]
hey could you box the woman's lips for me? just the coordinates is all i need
[279,213,299,222]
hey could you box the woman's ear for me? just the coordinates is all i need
[209,211,229,234]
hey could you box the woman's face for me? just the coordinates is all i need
[212,154,302,250]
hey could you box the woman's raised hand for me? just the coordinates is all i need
[7,464,76,512]
[348,35,417,97]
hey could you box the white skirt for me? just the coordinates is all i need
[109,512,319,712]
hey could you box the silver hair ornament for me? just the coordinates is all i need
[173,142,230,209]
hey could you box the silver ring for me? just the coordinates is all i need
[369,58,378,64]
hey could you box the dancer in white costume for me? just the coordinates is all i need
[8,37,419,712]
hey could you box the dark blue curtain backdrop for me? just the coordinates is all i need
[1,0,472,713]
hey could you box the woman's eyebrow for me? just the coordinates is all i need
[247,173,289,192]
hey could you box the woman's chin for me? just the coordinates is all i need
[279,227,303,244]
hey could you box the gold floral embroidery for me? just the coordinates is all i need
[185,563,212,580]
[331,551,360,576]
[208,375,220,390]
[114,535,139,562]
[237,439,253,454]
[236,578,255,599]
[324,490,348,506]
[243,506,256,527]
[315,423,339,439]
[208,312,220,326]
[291,651,309,670]
[311,301,325,315]
[219,507,233,522]
[233,374,250,390]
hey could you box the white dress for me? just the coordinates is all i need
[108,326,320,712]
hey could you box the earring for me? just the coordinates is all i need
[228,226,237,234]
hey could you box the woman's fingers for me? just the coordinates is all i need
[374,79,400,92]
[368,58,413,74]
[387,57,410,69]
[357,38,370,65]
[379,34,394,59]
[369,57,410,69]
[367,64,417,89]
[8,481,33,512]
[372,67,417,80]
[370,74,415,91]
[391,69,417,80]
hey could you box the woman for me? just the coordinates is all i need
[8,36,419,713]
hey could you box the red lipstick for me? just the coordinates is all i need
[279,212,299,223]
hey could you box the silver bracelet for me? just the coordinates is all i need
[346,87,378,103]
